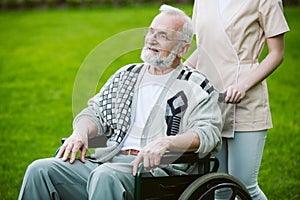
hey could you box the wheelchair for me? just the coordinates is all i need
[55,135,251,200]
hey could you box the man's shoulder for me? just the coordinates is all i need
[116,63,145,74]
[177,65,207,80]
[177,65,214,94]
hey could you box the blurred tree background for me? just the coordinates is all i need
[0,0,192,10]
[0,0,299,10]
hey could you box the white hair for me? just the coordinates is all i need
[159,4,194,43]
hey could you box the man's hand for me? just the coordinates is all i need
[55,132,88,164]
[56,118,97,164]
[131,133,200,176]
[131,138,169,176]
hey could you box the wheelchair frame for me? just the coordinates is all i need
[134,152,251,200]
[56,136,251,200]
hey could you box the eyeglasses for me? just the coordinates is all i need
[143,28,187,43]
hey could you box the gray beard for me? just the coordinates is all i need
[140,46,178,69]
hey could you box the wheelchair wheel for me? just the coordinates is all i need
[179,172,251,200]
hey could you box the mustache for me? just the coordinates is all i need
[143,45,161,52]
[143,45,178,55]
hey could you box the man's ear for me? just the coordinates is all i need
[178,43,191,58]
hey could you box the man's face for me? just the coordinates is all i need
[141,13,185,68]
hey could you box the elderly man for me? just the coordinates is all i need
[18,4,222,200]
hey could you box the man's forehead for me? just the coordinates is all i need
[150,13,183,32]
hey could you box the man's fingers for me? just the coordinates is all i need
[69,149,78,164]
[80,147,87,163]
[62,143,73,162]
[154,154,162,166]
[69,142,86,164]
[55,136,88,164]
[55,145,66,158]
[132,163,138,176]
[132,155,143,176]
[143,156,150,169]
[149,152,162,168]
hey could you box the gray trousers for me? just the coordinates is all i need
[18,155,136,200]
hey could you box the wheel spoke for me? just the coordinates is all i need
[229,190,237,200]
[179,173,251,200]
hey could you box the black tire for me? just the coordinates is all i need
[179,172,251,200]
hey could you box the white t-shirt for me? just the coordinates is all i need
[121,67,173,150]
[219,0,229,11]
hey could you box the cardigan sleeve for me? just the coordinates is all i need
[185,88,223,154]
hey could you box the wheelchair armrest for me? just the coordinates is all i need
[54,135,107,157]
[136,152,219,176]
[61,135,107,148]
[159,152,207,165]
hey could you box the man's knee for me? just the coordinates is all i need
[88,166,115,185]
[87,165,134,199]
[25,158,67,181]
[26,158,53,174]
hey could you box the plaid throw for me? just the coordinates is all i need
[97,64,143,144]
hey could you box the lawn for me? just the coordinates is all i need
[0,4,299,200]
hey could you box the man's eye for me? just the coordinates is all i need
[159,34,167,40]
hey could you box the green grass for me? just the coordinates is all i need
[258,6,300,199]
[0,5,299,200]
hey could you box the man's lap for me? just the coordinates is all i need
[27,155,136,181]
